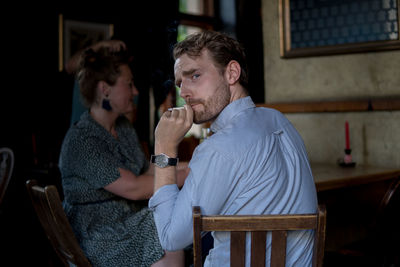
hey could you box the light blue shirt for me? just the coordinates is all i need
[149,96,318,267]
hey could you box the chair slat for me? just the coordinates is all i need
[231,231,246,267]
[271,230,287,267]
[251,231,267,267]
[193,206,203,267]
[313,205,327,267]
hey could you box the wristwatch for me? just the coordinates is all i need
[151,153,179,168]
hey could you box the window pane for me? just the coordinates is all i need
[180,0,204,15]
[177,24,203,42]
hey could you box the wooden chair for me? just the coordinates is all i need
[192,205,327,267]
[0,147,14,206]
[25,179,92,267]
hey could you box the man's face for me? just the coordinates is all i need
[174,50,231,124]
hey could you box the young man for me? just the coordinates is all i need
[149,30,318,266]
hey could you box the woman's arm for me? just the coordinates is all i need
[177,161,190,188]
[104,168,154,200]
[104,162,190,200]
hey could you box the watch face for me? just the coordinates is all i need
[155,154,169,168]
[151,153,178,168]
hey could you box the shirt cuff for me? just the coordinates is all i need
[148,184,179,211]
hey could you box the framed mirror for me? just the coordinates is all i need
[58,14,114,71]
[279,0,400,58]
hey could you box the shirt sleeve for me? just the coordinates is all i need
[148,146,240,251]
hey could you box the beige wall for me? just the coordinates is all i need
[287,112,400,167]
[261,0,400,167]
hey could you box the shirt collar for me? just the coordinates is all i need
[210,96,255,133]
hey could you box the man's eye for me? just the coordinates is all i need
[193,74,200,79]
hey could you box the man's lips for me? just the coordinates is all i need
[190,103,202,110]
[188,100,202,108]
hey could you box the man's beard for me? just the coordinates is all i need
[190,80,231,124]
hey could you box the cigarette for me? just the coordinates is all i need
[168,107,185,111]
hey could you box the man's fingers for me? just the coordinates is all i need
[167,107,185,112]
[167,107,185,119]
[184,104,193,124]
[164,107,192,131]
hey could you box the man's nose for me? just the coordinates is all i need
[179,81,191,99]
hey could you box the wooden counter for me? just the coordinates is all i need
[311,163,400,252]
[312,163,400,192]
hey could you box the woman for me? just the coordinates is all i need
[58,47,187,266]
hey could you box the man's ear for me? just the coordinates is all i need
[225,60,241,85]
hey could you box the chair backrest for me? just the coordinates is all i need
[193,205,327,267]
[375,177,400,262]
[377,177,400,218]
[25,179,92,267]
[0,147,14,206]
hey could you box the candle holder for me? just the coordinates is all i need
[338,148,356,167]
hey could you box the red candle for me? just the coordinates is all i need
[345,121,350,150]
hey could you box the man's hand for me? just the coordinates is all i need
[154,104,193,157]
[153,105,193,192]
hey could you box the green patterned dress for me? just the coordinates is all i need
[58,111,164,267]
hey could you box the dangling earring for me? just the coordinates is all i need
[102,97,112,111]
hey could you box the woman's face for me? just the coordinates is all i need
[108,64,138,115]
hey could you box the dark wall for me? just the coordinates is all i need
[3,3,180,170]
[1,3,179,265]
[0,2,264,265]
[236,0,265,103]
